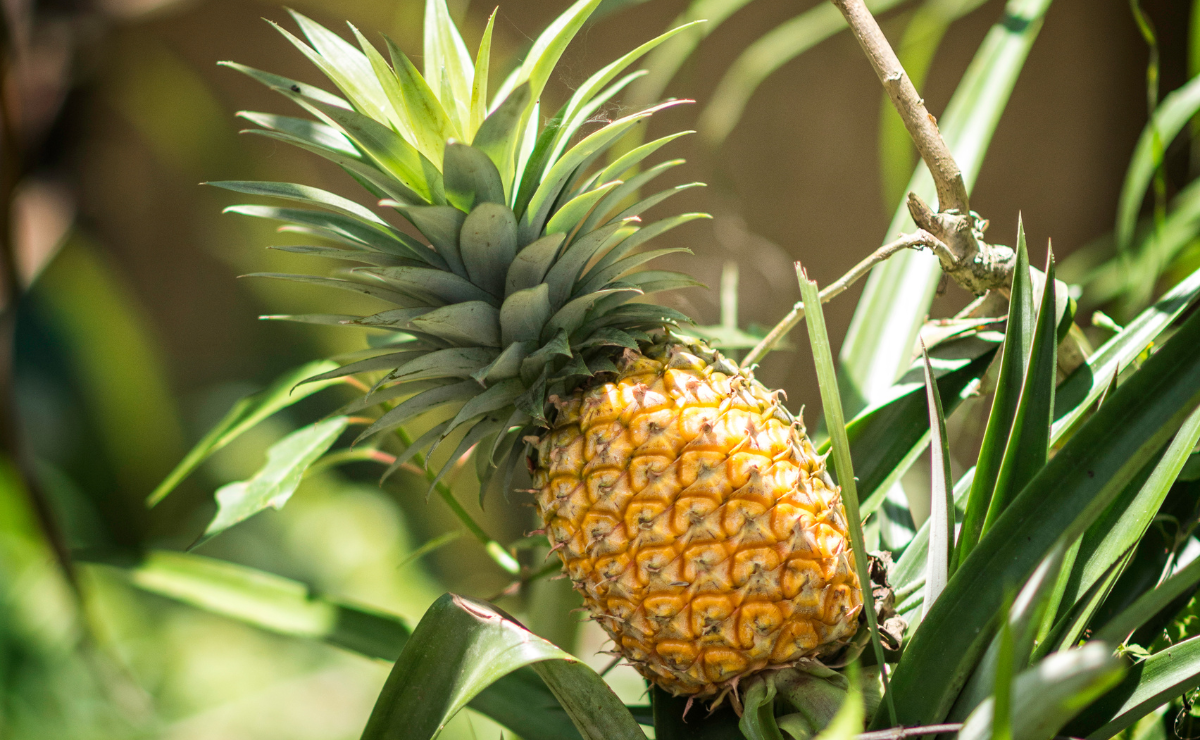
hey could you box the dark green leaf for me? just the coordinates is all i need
[739,678,787,740]
[1068,636,1200,739]
[957,219,1034,565]
[980,253,1058,531]
[394,205,467,278]
[443,143,506,211]
[360,593,642,740]
[460,202,518,298]
[874,306,1200,728]
[471,83,531,190]
[506,233,566,296]
[407,301,501,347]
[1094,555,1200,644]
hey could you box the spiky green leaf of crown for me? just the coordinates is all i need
[215,0,710,496]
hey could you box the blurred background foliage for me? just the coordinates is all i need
[0,0,1196,737]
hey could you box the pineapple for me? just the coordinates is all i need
[220,0,861,700]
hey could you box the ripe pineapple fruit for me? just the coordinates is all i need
[221,0,861,699]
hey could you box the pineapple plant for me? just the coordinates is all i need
[133,0,1200,738]
[208,0,864,701]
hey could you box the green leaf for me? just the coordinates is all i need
[1116,73,1200,252]
[393,205,466,278]
[519,102,685,244]
[799,268,896,726]
[1069,636,1200,739]
[577,160,682,234]
[948,544,1066,721]
[545,180,624,236]
[226,205,431,261]
[281,13,394,127]
[236,111,357,155]
[873,305,1200,728]
[1094,554,1200,644]
[922,344,954,612]
[382,34,461,162]
[472,83,531,194]
[549,21,701,165]
[957,219,1034,564]
[443,143,505,211]
[387,347,498,383]
[147,361,339,506]
[1054,405,1200,631]
[838,0,1053,418]
[445,379,524,436]
[1054,266,1200,438]
[94,550,586,740]
[506,233,566,296]
[197,417,349,546]
[360,593,643,740]
[241,128,423,206]
[210,180,391,230]
[992,604,1017,740]
[893,468,974,602]
[408,301,501,347]
[289,93,443,205]
[813,663,865,740]
[981,254,1059,532]
[584,213,709,278]
[219,60,348,109]
[467,11,495,141]
[822,338,999,518]
[507,0,602,113]
[740,678,787,740]
[422,0,474,130]
[501,284,553,346]
[460,202,518,299]
[958,644,1126,740]
[543,220,633,309]
[358,265,497,306]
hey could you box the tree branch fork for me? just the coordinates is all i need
[743,0,1021,368]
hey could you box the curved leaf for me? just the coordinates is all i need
[359,593,643,740]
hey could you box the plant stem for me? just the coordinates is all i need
[831,0,968,214]
[742,230,949,368]
[797,264,898,727]
[855,724,962,739]
[391,426,521,575]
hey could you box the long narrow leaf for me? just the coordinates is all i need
[922,345,954,612]
[1056,405,1200,630]
[1094,556,1200,644]
[956,220,1034,564]
[1116,73,1200,252]
[798,265,896,727]
[1069,636,1200,739]
[981,254,1058,532]
[148,361,339,506]
[873,305,1200,728]
[958,645,1126,740]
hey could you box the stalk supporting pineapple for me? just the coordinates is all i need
[221,0,862,698]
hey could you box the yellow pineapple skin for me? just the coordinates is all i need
[531,344,862,697]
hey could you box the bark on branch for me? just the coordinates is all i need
[831,0,969,214]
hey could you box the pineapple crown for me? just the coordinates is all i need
[213,0,709,498]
